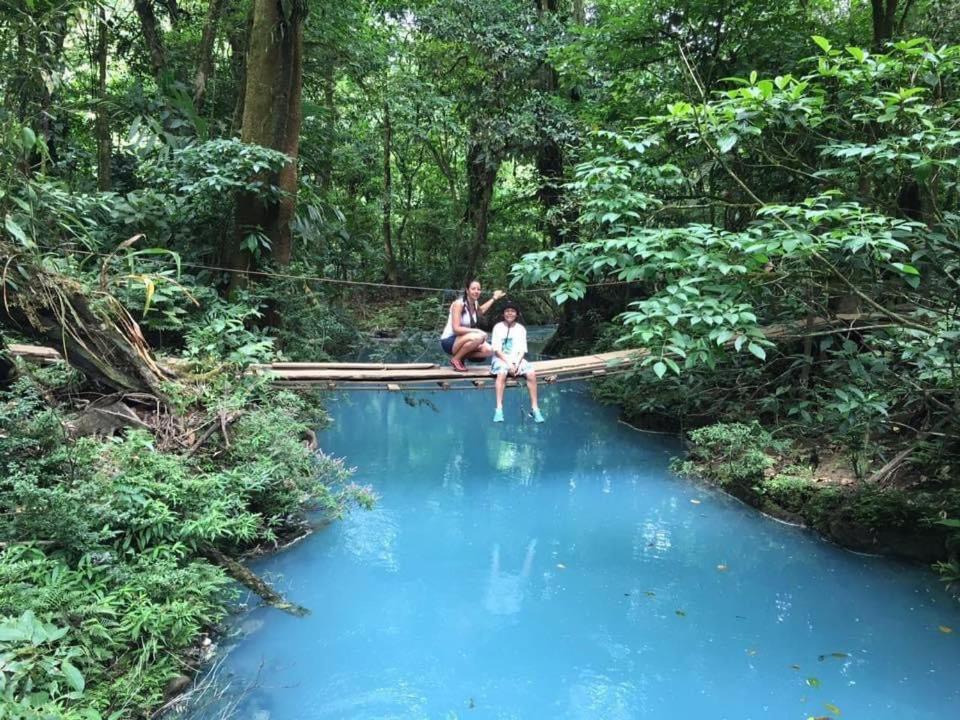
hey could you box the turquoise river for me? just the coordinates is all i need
[190,381,960,719]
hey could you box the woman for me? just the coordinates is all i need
[440,279,505,371]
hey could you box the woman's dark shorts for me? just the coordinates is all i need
[440,335,456,355]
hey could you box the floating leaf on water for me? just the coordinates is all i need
[644,591,656,597]
[790,664,801,670]
[818,652,849,661]
[716,564,728,571]
[690,498,702,504]
[675,609,686,617]
[556,563,566,569]
[806,677,821,688]
[746,648,758,656]
[824,702,842,715]
[938,625,953,634]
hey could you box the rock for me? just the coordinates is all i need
[164,674,192,700]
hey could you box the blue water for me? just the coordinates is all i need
[193,384,960,720]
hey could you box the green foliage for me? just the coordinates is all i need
[0,368,360,717]
[674,422,782,486]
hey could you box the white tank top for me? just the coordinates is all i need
[441,300,477,339]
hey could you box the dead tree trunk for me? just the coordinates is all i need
[0,247,171,397]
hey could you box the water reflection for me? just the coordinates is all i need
[484,539,537,616]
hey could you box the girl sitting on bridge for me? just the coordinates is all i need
[490,301,544,423]
[440,279,505,371]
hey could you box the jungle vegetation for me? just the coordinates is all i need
[1,0,959,717]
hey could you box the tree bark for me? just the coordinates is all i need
[227,0,250,135]
[871,0,899,49]
[464,141,500,282]
[134,0,167,79]
[193,0,227,107]
[318,61,336,190]
[95,5,111,191]
[227,0,307,291]
[382,102,399,284]
[534,0,566,246]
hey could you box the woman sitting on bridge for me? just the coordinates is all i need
[440,279,504,371]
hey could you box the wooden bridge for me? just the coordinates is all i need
[9,343,642,391]
[249,349,641,390]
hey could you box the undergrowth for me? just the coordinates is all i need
[0,364,366,718]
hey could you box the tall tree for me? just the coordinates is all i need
[134,0,167,78]
[95,4,111,190]
[227,0,307,290]
[193,0,228,107]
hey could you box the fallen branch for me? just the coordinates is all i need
[201,547,309,617]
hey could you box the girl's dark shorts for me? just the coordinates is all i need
[440,335,456,355]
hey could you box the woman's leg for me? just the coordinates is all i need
[466,340,494,360]
[451,331,484,362]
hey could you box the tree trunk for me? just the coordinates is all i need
[572,0,585,24]
[95,5,111,191]
[227,0,307,291]
[382,102,399,284]
[464,141,500,282]
[534,0,565,246]
[227,0,250,135]
[871,0,899,49]
[134,0,167,79]
[318,61,336,190]
[193,0,227,107]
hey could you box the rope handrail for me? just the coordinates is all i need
[68,249,638,297]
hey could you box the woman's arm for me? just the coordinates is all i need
[450,300,470,335]
[479,289,505,315]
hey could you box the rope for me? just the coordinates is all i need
[71,248,640,297]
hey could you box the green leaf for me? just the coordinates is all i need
[806,677,821,687]
[61,660,85,693]
[812,36,832,53]
[747,343,766,360]
[718,134,738,153]
[20,126,36,151]
[4,215,30,247]
[845,46,865,62]
[653,361,667,379]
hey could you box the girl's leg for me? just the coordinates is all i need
[495,372,507,409]
[526,370,539,410]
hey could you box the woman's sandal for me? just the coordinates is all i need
[450,358,467,372]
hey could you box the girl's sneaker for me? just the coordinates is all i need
[450,358,467,372]
[532,408,545,423]
[493,408,504,422]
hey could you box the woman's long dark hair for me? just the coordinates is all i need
[459,279,481,328]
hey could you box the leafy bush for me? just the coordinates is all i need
[674,422,783,486]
